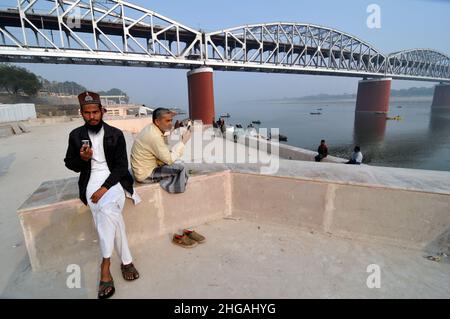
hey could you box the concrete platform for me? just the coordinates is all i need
[11,168,450,299]
[2,120,450,299]
[3,218,450,299]
[17,169,450,271]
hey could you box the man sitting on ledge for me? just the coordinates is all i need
[346,146,363,165]
[130,108,206,248]
[64,91,140,299]
[315,139,328,162]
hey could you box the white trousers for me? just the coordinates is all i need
[86,170,132,265]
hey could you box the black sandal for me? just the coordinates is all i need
[98,280,115,299]
[121,263,140,281]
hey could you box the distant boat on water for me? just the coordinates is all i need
[386,115,402,121]
[310,112,322,115]
[279,134,288,142]
[220,113,231,118]
[266,132,287,142]
[252,120,261,125]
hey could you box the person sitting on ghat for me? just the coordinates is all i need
[315,139,328,162]
[64,91,141,299]
[130,108,206,248]
[346,146,363,165]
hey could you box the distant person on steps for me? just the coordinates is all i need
[346,146,363,165]
[315,139,328,162]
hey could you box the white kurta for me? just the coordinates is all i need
[86,127,132,264]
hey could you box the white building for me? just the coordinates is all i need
[0,103,37,123]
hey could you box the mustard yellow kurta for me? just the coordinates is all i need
[131,124,185,182]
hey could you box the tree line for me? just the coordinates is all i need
[0,64,129,102]
[0,64,41,95]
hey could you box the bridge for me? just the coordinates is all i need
[1,0,449,122]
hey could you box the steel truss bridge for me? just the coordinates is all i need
[0,0,449,83]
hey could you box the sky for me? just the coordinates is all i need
[12,0,450,109]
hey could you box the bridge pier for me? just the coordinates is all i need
[355,78,391,113]
[187,67,215,125]
[432,83,450,108]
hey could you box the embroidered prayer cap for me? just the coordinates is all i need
[78,91,102,107]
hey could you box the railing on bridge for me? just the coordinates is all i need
[387,49,450,81]
[0,0,449,82]
[0,0,203,68]
[204,23,387,78]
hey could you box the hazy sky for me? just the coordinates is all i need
[12,0,450,109]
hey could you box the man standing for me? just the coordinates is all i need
[64,91,140,299]
[315,139,328,162]
[130,108,205,248]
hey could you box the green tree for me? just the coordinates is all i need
[0,64,41,95]
[98,88,130,103]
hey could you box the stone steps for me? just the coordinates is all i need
[0,121,31,138]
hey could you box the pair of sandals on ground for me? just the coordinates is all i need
[172,229,206,248]
[98,229,205,299]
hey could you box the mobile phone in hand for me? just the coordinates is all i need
[82,140,90,150]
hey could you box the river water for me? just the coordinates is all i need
[214,98,450,171]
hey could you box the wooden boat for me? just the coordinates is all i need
[386,115,402,121]
[279,134,288,142]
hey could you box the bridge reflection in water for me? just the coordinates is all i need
[344,104,450,169]
[353,112,387,146]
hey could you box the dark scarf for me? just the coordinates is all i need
[84,120,104,134]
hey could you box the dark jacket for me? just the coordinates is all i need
[64,122,134,205]
[317,144,328,157]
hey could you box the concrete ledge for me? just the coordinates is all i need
[104,117,153,134]
[0,124,14,138]
[18,169,450,271]
[225,134,346,163]
[18,171,232,271]
[0,121,30,138]
[331,184,450,249]
[27,116,75,125]
[231,172,450,251]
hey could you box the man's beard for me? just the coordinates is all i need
[84,119,103,133]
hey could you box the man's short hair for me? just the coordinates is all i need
[152,107,172,122]
[354,146,361,152]
[321,139,325,143]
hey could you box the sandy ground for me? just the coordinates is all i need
[1,120,449,298]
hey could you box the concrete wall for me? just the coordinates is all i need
[104,117,152,134]
[25,116,151,130]
[231,173,450,251]
[18,170,450,271]
[27,116,75,125]
[0,124,14,138]
[0,103,36,123]
[18,171,231,270]
[225,133,346,163]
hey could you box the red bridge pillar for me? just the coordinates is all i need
[432,83,450,108]
[187,67,215,125]
[355,78,391,113]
